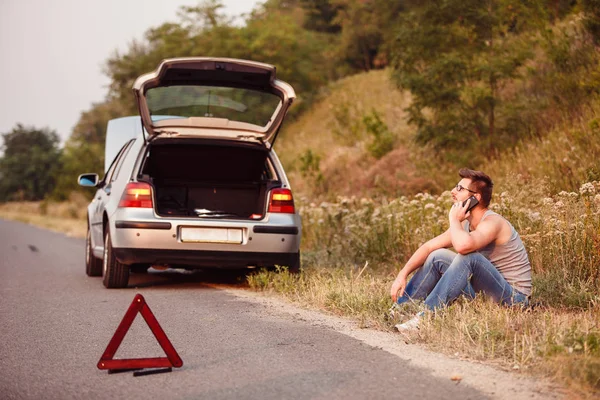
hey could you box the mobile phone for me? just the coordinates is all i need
[462,195,479,212]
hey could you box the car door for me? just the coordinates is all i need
[90,140,134,249]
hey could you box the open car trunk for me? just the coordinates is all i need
[140,140,277,219]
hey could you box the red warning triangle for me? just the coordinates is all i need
[97,294,183,371]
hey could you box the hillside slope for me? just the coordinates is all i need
[277,70,441,200]
[277,67,600,201]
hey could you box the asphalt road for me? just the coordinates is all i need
[0,219,486,399]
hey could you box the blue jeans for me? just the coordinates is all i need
[397,248,529,311]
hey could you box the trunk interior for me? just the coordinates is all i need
[140,140,278,219]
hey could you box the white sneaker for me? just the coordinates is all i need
[395,311,424,332]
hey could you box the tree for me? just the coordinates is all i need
[300,0,342,33]
[104,0,333,114]
[390,0,545,160]
[51,99,125,200]
[0,124,62,202]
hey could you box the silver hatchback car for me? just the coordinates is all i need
[78,57,301,288]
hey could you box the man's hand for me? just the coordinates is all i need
[449,199,471,224]
[390,274,407,303]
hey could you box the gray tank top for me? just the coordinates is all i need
[465,210,532,296]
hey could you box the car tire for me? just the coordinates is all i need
[102,229,129,288]
[288,252,301,274]
[85,228,103,277]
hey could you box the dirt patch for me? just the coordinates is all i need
[224,288,566,400]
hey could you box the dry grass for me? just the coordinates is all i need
[277,69,438,199]
[249,267,600,398]
[247,163,600,396]
[0,193,88,238]
[484,112,600,194]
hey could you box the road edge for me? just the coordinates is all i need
[221,287,566,400]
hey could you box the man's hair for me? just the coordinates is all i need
[459,168,494,207]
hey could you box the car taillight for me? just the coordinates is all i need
[118,182,153,208]
[268,188,295,213]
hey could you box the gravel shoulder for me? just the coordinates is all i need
[222,287,566,400]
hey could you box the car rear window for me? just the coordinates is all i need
[146,85,281,128]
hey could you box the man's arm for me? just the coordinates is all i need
[448,202,502,254]
[390,230,452,302]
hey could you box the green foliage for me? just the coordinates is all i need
[582,0,600,44]
[363,109,395,159]
[51,142,104,201]
[332,0,384,71]
[533,20,600,115]
[57,0,599,204]
[104,0,333,115]
[390,0,546,159]
[298,149,325,192]
[330,100,363,145]
[0,124,62,202]
[300,0,342,33]
[51,100,125,200]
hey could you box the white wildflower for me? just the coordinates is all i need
[424,203,435,210]
[410,200,419,206]
[569,222,584,230]
[438,191,452,202]
[528,212,541,222]
[542,197,554,206]
[594,194,600,205]
[579,182,596,196]
[554,201,565,210]
[548,217,561,228]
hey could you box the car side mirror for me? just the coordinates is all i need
[78,173,99,187]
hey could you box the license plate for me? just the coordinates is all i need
[180,227,243,244]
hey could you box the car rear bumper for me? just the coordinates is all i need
[113,248,299,269]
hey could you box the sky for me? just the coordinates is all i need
[0,0,261,146]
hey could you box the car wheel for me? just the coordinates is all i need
[85,228,103,277]
[288,252,301,274]
[102,229,129,288]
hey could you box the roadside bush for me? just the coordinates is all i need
[363,109,395,159]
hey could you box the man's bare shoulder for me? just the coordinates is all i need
[480,212,512,242]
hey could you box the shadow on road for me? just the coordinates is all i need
[127,267,255,290]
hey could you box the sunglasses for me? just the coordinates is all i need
[455,184,477,194]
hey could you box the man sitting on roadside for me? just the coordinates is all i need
[390,168,531,331]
